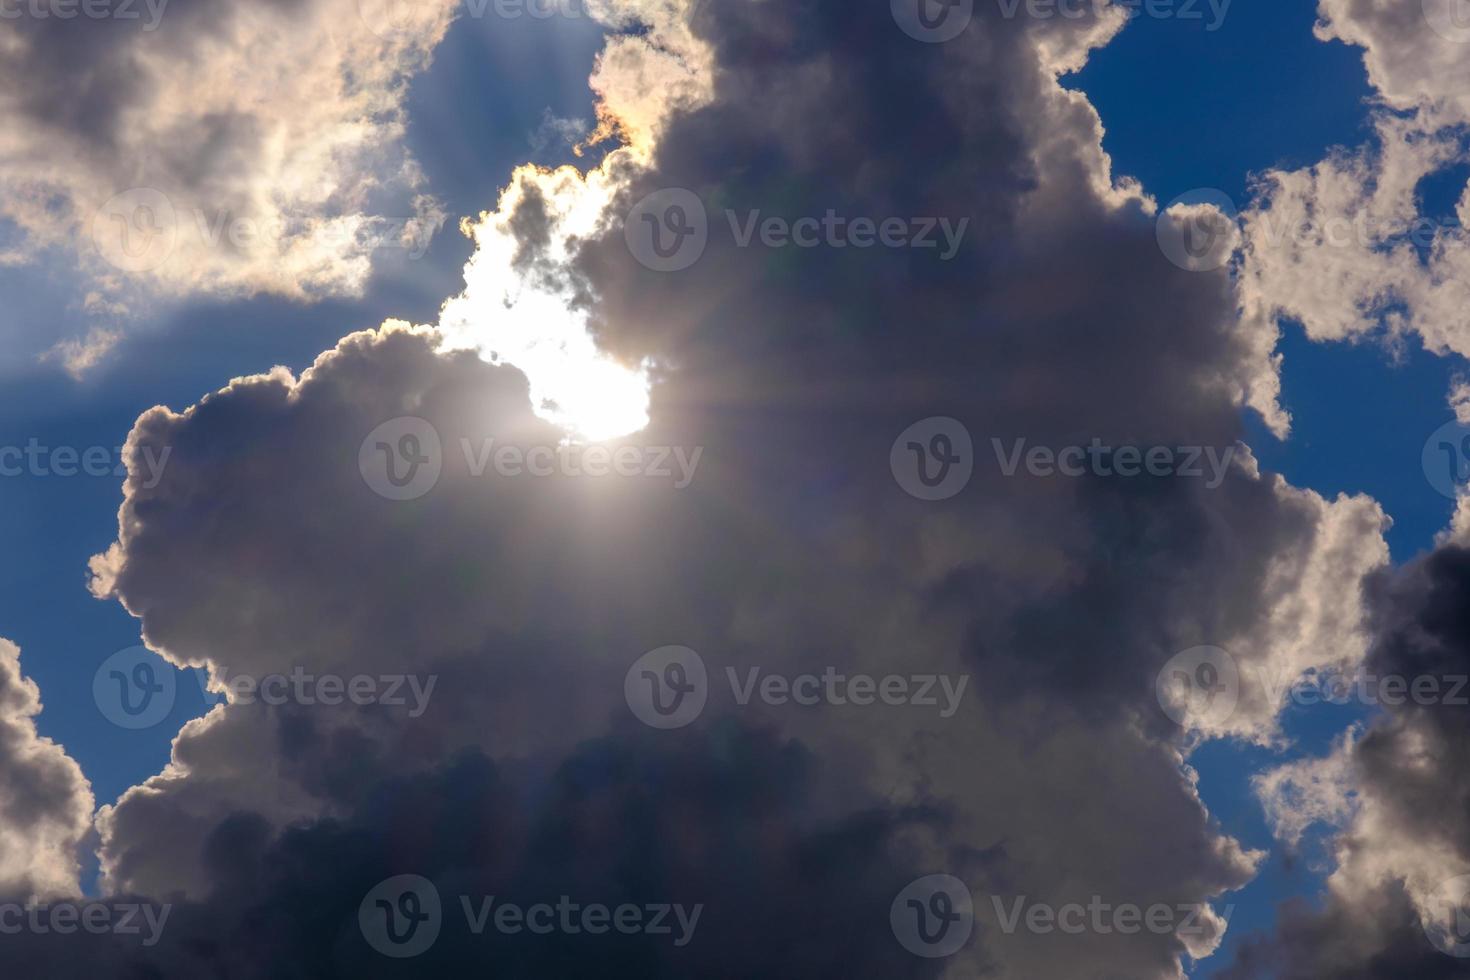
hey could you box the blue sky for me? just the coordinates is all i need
[1078,4,1462,973]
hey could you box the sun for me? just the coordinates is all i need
[434,159,654,444]
[544,354,651,443]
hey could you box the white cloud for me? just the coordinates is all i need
[0,638,94,900]
[0,0,455,306]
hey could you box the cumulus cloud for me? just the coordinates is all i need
[1202,11,1470,968]
[86,321,1279,978]
[1237,1,1470,397]
[0,0,454,311]
[0,638,94,900]
[66,5,1399,977]
[0,0,1408,977]
[1223,544,1470,977]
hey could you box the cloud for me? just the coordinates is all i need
[1222,544,1470,976]
[1237,1,1470,395]
[0,1,1399,977]
[86,320,1282,977]
[0,638,94,901]
[0,0,454,311]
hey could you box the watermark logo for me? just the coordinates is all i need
[0,901,171,945]
[994,0,1230,30]
[360,875,443,958]
[891,874,974,958]
[461,438,703,488]
[625,188,708,272]
[199,667,438,717]
[94,188,438,272]
[358,0,587,39]
[1423,419,1470,499]
[461,896,702,944]
[891,417,974,501]
[992,437,1235,488]
[360,417,443,501]
[1156,645,1239,729]
[626,190,967,268]
[0,440,170,486]
[625,646,708,729]
[1158,645,1469,729]
[93,646,177,730]
[1156,188,1238,272]
[1426,875,1470,957]
[1425,0,1470,43]
[93,188,178,274]
[0,0,169,30]
[1163,186,1465,273]
[361,422,706,500]
[990,895,1228,936]
[360,878,701,957]
[892,0,972,42]
[627,651,968,727]
[728,667,969,717]
[725,211,968,259]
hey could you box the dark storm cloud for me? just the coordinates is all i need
[5,729,961,978]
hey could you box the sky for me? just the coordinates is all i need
[4,0,1470,977]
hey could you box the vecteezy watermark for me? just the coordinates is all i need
[891,875,974,958]
[994,0,1231,30]
[624,188,969,272]
[1155,646,1239,729]
[1159,186,1468,273]
[199,667,437,718]
[1156,188,1239,272]
[460,438,702,488]
[359,416,704,501]
[1425,875,1470,957]
[358,876,703,958]
[725,211,969,260]
[0,0,167,29]
[1156,645,1470,730]
[624,188,708,272]
[890,417,975,501]
[894,0,1228,42]
[1424,0,1470,43]
[988,895,1231,937]
[891,0,973,42]
[91,188,440,275]
[360,417,443,501]
[891,418,1237,500]
[357,0,588,40]
[93,646,178,730]
[460,896,701,947]
[624,647,970,728]
[625,646,709,729]
[992,437,1236,488]
[93,646,439,729]
[360,876,443,959]
[727,667,969,717]
[189,209,439,260]
[0,440,169,487]
[1423,418,1470,499]
[0,901,172,946]
[93,189,177,274]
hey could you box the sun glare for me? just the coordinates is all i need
[545,354,651,443]
[436,163,653,443]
